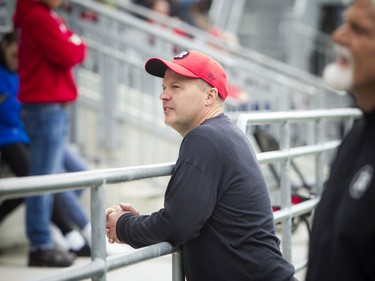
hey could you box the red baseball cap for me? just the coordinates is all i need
[145,50,229,100]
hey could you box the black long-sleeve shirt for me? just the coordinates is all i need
[117,114,295,281]
[306,109,375,281]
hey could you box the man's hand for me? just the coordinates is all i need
[105,203,140,244]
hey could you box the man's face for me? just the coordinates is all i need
[332,0,375,93]
[160,69,209,136]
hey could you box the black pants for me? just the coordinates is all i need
[0,142,73,235]
[0,143,28,222]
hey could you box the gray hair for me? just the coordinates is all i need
[366,0,375,10]
[343,0,375,6]
[341,0,375,10]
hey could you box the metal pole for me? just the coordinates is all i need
[172,247,184,281]
[91,180,107,281]
[279,121,293,262]
[315,118,324,196]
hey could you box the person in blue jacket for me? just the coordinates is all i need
[0,31,29,181]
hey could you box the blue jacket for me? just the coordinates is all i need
[0,64,29,147]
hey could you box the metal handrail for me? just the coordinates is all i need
[66,0,337,95]
[0,108,362,280]
[0,162,175,200]
[236,107,362,264]
[237,108,362,131]
[0,163,178,281]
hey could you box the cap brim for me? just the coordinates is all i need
[145,58,199,78]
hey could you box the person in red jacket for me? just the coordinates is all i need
[13,0,86,267]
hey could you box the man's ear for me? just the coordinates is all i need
[206,87,219,106]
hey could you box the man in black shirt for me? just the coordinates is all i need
[306,0,375,280]
[106,50,295,281]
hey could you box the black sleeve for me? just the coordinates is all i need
[116,134,219,248]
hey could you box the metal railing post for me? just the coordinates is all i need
[315,118,324,196]
[91,180,107,281]
[344,116,355,135]
[279,121,293,262]
[172,247,184,281]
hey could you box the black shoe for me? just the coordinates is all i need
[70,244,91,257]
[28,248,75,267]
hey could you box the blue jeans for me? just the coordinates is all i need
[22,104,68,249]
[53,146,89,230]
[54,191,88,230]
[63,145,87,173]
[62,145,87,198]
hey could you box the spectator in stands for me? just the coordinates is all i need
[141,0,201,28]
[105,50,296,281]
[306,0,375,280]
[13,0,86,267]
[136,0,188,36]
[0,31,91,258]
[132,0,188,54]
[150,0,171,15]
[169,0,200,27]
[0,31,28,219]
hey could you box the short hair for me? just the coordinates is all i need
[197,79,212,92]
[364,0,375,8]
[346,0,375,8]
[197,79,225,106]
[0,30,18,46]
[0,30,18,69]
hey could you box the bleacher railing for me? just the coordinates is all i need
[236,107,362,266]
[65,0,342,110]
[46,0,353,167]
[0,108,362,281]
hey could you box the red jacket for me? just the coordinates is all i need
[13,0,86,103]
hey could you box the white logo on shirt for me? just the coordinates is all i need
[50,11,67,33]
[349,165,373,199]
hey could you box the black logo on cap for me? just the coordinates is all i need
[208,73,215,80]
[174,51,189,60]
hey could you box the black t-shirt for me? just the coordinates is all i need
[306,110,375,281]
[117,114,295,281]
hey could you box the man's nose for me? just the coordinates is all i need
[160,91,171,100]
[332,24,349,46]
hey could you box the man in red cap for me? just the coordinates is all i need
[106,50,295,281]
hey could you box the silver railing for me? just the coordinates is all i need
[236,107,362,265]
[0,108,362,280]
[49,0,353,168]
[0,163,181,281]
[1,1,350,167]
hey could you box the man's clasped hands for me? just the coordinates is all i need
[105,203,140,244]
